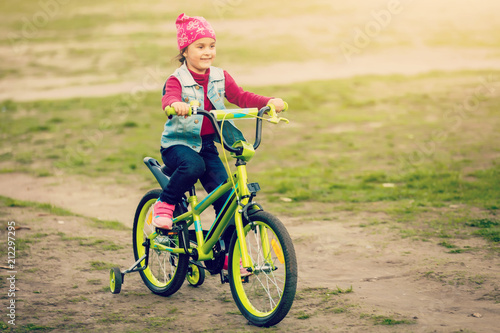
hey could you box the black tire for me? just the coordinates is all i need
[228,211,297,327]
[109,267,122,294]
[132,189,189,296]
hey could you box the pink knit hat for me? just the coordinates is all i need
[176,13,216,50]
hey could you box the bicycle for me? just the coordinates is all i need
[109,103,297,327]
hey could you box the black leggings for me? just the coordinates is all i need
[160,137,230,216]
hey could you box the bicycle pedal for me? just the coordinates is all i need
[157,228,179,236]
[220,272,229,284]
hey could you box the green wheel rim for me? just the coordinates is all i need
[110,269,116,292]
[186,264,200,284]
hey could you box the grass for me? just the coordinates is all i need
[359,313,416,326]
[296,311,310,320]
[293,286,357,320]
[57,233,123,251]
[1,70,498,247]
[370,315,416,326]
[438,241,457,249]
[0,196,129,231]
[19,323,54,331]
[292,286,415,327]
[329,285,354,295]
[89,260,116,271]
[466,218,500,242]
[0,195,74,216]
[0,321,54,332]
[422,270,490,287]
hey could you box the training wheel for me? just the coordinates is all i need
[186,262,205,287]
[110,267,123,294]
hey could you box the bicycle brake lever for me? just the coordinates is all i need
[279,117,290,124]
[267,116,289,124]
[266,103,289,124]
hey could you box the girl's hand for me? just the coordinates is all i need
[171,101,191,118]
[268,98,285,113]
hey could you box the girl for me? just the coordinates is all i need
[153,13,285,229]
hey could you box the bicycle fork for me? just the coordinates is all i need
[233,161,254,271]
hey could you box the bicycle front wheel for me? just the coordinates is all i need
[132,189,189,296]
[228,211,297,327]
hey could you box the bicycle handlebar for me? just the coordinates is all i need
[163,103,289,155]
[164,103,288,118]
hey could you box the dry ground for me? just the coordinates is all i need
[0,173,499,332]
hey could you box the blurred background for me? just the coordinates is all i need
[1,0,499,100]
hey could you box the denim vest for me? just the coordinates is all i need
[161,64,245,152]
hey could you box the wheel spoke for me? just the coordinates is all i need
[252,271,277,311]
[239,223,285,312]
[133,191,189,296]
[154,250,167,283]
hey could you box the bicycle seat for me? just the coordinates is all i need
[161,164,175,177]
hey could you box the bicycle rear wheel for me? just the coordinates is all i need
[228,211,297,327]
[133,189,189,296]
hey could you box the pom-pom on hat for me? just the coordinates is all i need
[176,13,216,50]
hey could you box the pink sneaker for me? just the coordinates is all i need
[152,200,175,230]
[223,255,253,277]
[240,264,253,278]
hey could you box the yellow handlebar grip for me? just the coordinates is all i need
[164,106,176,116]
[164,106,192,117]
[266,101,288,113]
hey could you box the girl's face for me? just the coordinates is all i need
[183,38,216,74]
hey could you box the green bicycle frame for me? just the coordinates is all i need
[149,107,271,270]
[147,157,254,268]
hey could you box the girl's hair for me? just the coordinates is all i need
[173,47,188,66]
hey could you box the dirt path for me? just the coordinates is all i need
[1,173,499,332]
[0,173,138,225]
